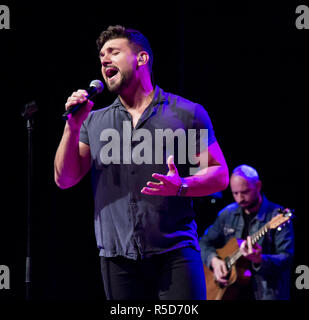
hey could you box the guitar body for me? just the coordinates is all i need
[204,238,251,300]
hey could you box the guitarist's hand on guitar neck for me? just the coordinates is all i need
[240,236,262,264]
[211,256,229,286]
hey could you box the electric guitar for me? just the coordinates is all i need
[203,208,294,300]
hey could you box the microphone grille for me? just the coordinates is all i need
[89,80,104,93]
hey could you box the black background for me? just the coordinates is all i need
[0,0,308,305]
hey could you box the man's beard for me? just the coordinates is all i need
[240,196,260,211]
[106,69,132,94]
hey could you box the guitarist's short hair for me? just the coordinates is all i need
[232,165,259,184]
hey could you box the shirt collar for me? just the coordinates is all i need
[110,85,167,111]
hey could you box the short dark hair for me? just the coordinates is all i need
[96,25,154,75]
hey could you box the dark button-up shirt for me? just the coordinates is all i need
[79,85,216,259]
[199,195,295,300]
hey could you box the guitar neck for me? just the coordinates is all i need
[250,223,270,246]
[229,222,270,266]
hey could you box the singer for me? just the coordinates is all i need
[54,25,229,300]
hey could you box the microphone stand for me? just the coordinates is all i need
[22,101,38,301]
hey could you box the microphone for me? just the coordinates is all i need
[62,80,104,120]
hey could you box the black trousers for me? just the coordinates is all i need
[100,247,206,300]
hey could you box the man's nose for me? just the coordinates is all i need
[102,55,112,67]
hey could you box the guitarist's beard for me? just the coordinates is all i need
[239,195,261,213]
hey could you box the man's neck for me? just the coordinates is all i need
[119,79,154,112]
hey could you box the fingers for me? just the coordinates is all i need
[142,179,164,194]
[64,90,94,128]
[65,90,89,110]
[211,257,229,285]
[240,239,247,250]
[215,265,229,285]
[140,182,171,196]
[141,162,181,196]
[146,181,164,188]
[240,236,263,264]
[240,237,253,254]
[167,155,177,173]
[141,174,173,195]
[152,173,169,184]
[240,239,248,256]
[217,264,228,279]
[247,236,253,254]
[221,262,228,276]
[141,187,161,194]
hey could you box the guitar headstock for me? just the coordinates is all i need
[268,208,294,231]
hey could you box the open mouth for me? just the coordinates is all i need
[105,67,119,80]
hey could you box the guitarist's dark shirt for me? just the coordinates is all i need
[241,210,258,239]
[239,210,258,299]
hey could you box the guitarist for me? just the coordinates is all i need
[199,165,295,300]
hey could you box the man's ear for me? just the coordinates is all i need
[137,51,149,66]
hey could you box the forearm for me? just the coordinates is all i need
[183,164,229,197]
[54,124,83,188]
